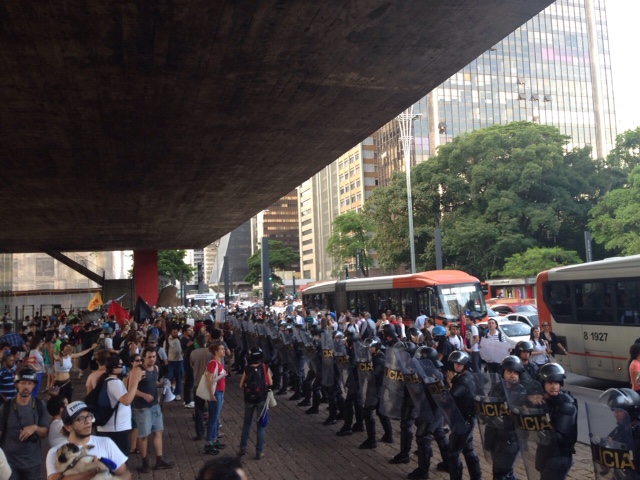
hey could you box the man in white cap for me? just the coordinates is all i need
[45,400,130,480]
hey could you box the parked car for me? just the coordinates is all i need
[476,318,532,349]
[505,312,539,328]
[486,307,501,321]
[490,303,537,316]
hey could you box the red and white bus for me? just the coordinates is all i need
[302,270,487,324]
[537,255,640,382]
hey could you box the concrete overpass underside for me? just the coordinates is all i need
[0,0,554,253]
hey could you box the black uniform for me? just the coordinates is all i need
[536,391,577,480]
[447,370,482,480]
[485,381,523,480]
[362,348,392,445]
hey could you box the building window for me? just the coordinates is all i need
[36,258,54,277]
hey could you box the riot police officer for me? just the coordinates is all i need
[484,355,525,480]
[446,351,482,480]
[513,341,539,382]
[407,327,424,345]
[360,336,393,449]
[536,363,577,480]
[410,346,450,479]
[390,342,419,465]
[598,387,640,477]
[335,331,364,436]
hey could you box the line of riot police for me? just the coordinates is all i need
[227,310,640,480]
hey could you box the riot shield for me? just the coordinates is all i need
[255,323,273,363]
[334,338,357,396]
[354,341,377,407]
[242,319,257,349]
[472,372,514,463]
[396,348,430,422]
[282,331,298,371]
[586,402,639,480]
[412,357,467,434]
[379,347,404,420]
[321,330,334,387]
[502,378,558,480]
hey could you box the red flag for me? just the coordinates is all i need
[107,301,130,326]
[459,314,467,347]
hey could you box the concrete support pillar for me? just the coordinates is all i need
[133,250,158,307]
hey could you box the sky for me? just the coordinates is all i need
[606,0,640,133]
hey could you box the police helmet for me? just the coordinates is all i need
[448,350,471,366]
[415,346,443,368]
[500,355,524,374]
[345,330,360,345]
[15,367,38,383]
[392,341,406,349]
[538,363,566,385]
[333,331,344,340]
[514,340,534,354]
[309,325,321,336]
[407,327,423,343]
[600,388,640,420]
[364,336,382,351]
[432,325,446,337]
[278,320,287,328]
[404,341,418,357]
[382,324,397,338]
[248,346,264,363]
[285,324,293,332]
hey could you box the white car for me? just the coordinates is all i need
[476,319,532,349]
[504,312,539,328]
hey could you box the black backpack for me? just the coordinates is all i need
[0,397,45,447]
[243,363,268,403]
[84,376,119,427]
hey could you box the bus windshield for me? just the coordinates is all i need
[436,283,487,321]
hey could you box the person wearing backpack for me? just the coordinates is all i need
[94,354,142,456]
[238,346,272,460]
[0,367,50,480]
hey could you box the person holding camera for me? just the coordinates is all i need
[0,367,50,480]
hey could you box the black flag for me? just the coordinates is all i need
[134,296,153,322]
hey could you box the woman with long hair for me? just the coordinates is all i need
[629,343,640,392]
[204,342,228,455]
[43,330,57,392]
[53,340,97,401]
[529,326,550,366]
[27,336,45,396]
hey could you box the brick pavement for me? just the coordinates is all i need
[38,372,598,480]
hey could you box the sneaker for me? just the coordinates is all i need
[185,401,195,409]
[213,440,226,450]
[238,448,247,456]
[204,444,219,456]
[336,427,353,437]
[155,457,176,469]
[174,395,182,401]
[256,452,265,460]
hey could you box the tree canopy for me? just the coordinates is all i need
[244,240,299,284]
[327,211,374,277]
[496,247,582,278]
[364,122,605,278]
[158,250,194,285]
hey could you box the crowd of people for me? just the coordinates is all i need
[0,304,639,479]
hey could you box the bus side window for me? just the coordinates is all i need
[545,282,572,318]
[617,280,640,325]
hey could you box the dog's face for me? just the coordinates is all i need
[54,443,102,474]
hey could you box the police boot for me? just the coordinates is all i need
[447,456,463,480]
[359,438,377,449]
[464,452,482,480]
[380,415,394,443]
[353,402,364,431]
[390,429,412,464]
[408,439,431,479]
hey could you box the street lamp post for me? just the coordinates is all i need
[397,106,422,274]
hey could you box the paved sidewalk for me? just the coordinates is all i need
[41,372,598,479]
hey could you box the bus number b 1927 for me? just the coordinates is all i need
[583,332,608,341]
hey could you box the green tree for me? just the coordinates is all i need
[606,127,640,172]
[157,250,195,288]
[588,165,640,256]
[244,240,299,284]
[327,211,374,277]
[364,122,603,277]
[496,247,582,278]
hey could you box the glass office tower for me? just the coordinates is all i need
[377,0,616,185]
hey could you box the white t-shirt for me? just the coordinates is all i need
[468,325,479,352]
[104,337,114,351]
[448,334,463,350]
[47,418,67,448]
[46,435,128,477]
[96,378,132,433]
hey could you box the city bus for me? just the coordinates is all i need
[302,270,487,324]
[537,255,640,382]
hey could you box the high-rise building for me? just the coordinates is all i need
[254,190,300,272]
[208,220,252,294]
[378,0,616,185]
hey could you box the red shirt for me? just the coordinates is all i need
[207,359,226,392]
